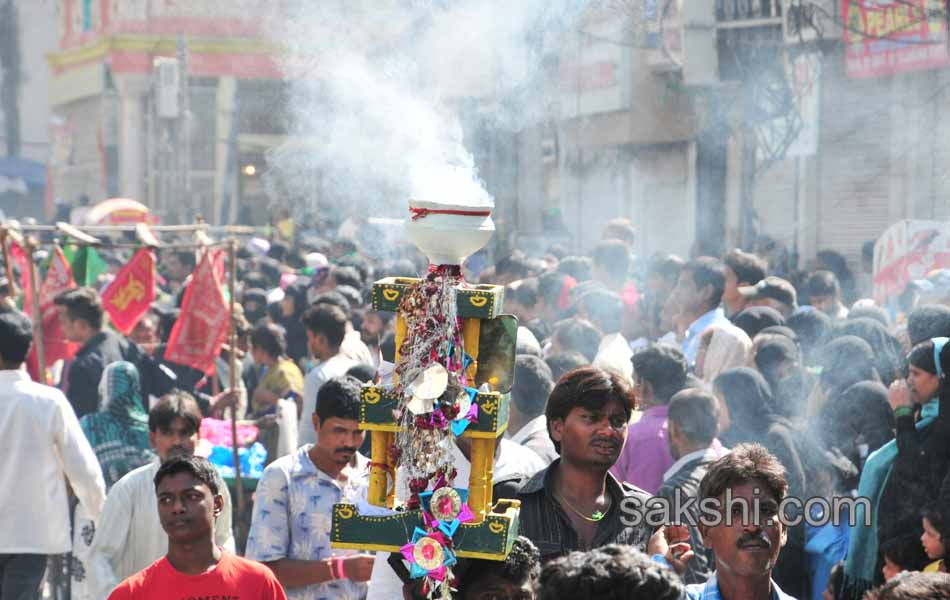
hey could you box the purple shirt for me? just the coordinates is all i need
[610,405,673,494]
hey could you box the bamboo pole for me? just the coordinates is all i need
[0,228,18,299]
[24,236,47,385]
[227,239,245,533]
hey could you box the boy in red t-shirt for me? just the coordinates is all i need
[109,456,286,599]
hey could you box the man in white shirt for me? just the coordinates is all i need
[0,309,106,599]
[671,257,730,367]
[299,305,358,446]
[506,355,557,465]
[311,292,374,366]
[88,391,234,599]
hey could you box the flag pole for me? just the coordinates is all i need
[0,227,18,300]
[25,236,47,384]
[226,238,245,534]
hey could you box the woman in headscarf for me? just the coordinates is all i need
[73,361,155,598]
[277,280,311,367]
[713,367,812,599]
[731,306,786,340]
[817,381,894,484]
[753,332,813,422]
[695,323,752,384]
[833,318,905,386]
[813,335,879,417]
[842,338,948,599]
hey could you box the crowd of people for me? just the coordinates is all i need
[2,215,950,600]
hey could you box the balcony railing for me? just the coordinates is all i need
[716,0,783,24]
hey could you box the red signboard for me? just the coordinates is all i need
[844,0,949,79]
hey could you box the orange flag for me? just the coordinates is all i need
[164,250,228,374]
[101,248,156,335]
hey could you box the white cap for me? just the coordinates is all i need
[306,252,329,270]
[246,237,270,258]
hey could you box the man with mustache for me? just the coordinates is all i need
[246,375,375,599]
[516,366,653,562]
[89,391,235,599]
[108,455,286,599]
[656,443,795,599]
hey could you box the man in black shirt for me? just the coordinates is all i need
[516,366,653,562]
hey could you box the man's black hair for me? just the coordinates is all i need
[631,343,688,405]
[699,443,788,504]
[250,322,288,359]
[508,277,539,309]
[458,536,540,600]
[553,318,602,362]
[683,257,726,310]
[267,240,290,263]
[315,376,362,421]
[336,284,363,310]
[908,304,950,347]
[545,367,633,453]
[333,265,364,291]
[557,256,593,283]
[538,271,574,310]
[722,248,767,286]
[848,305,890,327]
[592,240,631,281]
[806,270,841,299]
[302,304,348,349]
[54,287,104,330]
[667,388,720,446]
[312,290,353,319]
[513,354,554,418]
[647,252,685,283]
[579,289,623,335]
[875,572,950,600]
[169,250,196,271]
[257,257,283,289]
[495,254,531,280]
[536,544,684,600]
[154,455,219,496]
[602,218,637,247]
[345,363,376,383]
[545,351,589,383]
[880,532,932,572]
[148,391,202,434]
[0,309,33,365]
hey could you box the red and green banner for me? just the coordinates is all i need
[844,0,949,79]
[164,250,229,374]
[101,247,155,335]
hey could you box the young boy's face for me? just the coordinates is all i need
[882,556,902,581]
[921,517,946,561]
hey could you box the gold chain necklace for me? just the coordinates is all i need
[554,490,611,523]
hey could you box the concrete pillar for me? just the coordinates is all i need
[113,74,149,202]
[214,76,237,224]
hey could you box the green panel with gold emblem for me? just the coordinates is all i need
[372,277,506,320]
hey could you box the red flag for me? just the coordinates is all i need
[38,247,79,366]
[101,248,156,335]
[9,240,32,312]
[164,250,228,374]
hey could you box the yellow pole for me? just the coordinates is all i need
[368,314,407,507]
[462,317,493,523]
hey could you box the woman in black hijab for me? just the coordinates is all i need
[713,366,811,599]
[817,335,879,401]
[277,280,311,366]
[819,381,894,481]
[732,306,786,340]
[833,318,905,386]
[753,333,810,421]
